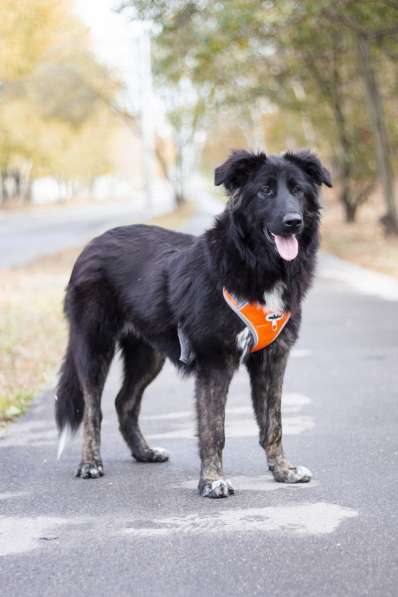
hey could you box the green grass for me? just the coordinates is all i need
[0,390,35,421]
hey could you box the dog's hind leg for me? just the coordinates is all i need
[115,334,168,463]
[195,365,235,498]
[246,344,312,484]
[73,329,115,479]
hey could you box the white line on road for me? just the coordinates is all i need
[0,516,77,556]
[122,502,358,537]
[177,475,320,492]
[146,393,314,440]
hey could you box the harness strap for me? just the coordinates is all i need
[223,288,290,352]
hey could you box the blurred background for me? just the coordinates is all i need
[1,0,398,419]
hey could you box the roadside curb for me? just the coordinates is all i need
[318,252,398,301]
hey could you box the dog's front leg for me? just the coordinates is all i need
[247,344,312,483]
[195,366,234,498]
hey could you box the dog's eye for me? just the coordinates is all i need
[258,185,273,198]
[291,184,303,196]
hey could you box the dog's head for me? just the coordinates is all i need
[215,149,332,262]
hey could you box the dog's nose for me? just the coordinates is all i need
[282,212,303,232]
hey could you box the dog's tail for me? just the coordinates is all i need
[55,343,84,459]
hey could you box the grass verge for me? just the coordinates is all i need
[321,193,398,281]
[0,202,195,424]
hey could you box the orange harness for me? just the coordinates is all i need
[223,288,290,352]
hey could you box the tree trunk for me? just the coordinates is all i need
[357,34,398,235]
[333,115,355,222]
[24,180,32,203]
[173,140,186,208]
[331,67,358,223]
[343,195,357,223]
[306,44,362,224]
[154,139,171,181]
[1,171,8,204]
[338,171,357,223]
[0,172,5,205]
[174,191,185,206]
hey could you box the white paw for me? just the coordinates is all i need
[133,446,169,463]
[199,479,235,498]
[273,465,312,484]
[151,447,169,462]
[76,461,104,479]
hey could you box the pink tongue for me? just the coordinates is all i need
[273,234,298,261]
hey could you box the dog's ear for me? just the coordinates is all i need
[284,150,332,188]
[214,150,267,192]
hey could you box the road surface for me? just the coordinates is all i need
[0,197,171,268]
[1,206,398,596]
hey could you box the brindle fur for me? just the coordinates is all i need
[55,149,331,496]
[115,335,167,463]
[246,323,306,482]
[195,362,236,497]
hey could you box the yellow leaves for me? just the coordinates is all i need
[0,0,68,80]
[0,98,45,167]
[41,107,120,182]
[0,0,123,185]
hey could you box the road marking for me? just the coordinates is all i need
[142,411,193,421]
[144,394,311,420]
[0,491,29,501]
[0,516,69,556]
[122,502,358,537]
[146,393,314,440]
[0,502,357,554]
[177,475,320,492]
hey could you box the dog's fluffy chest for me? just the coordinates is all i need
[262,281,286,313]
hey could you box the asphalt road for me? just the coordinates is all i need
[0,200,156,268]
[1,207,398,596]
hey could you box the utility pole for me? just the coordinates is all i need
[130,21,155,212]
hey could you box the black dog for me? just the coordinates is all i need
[56,149,331,498]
